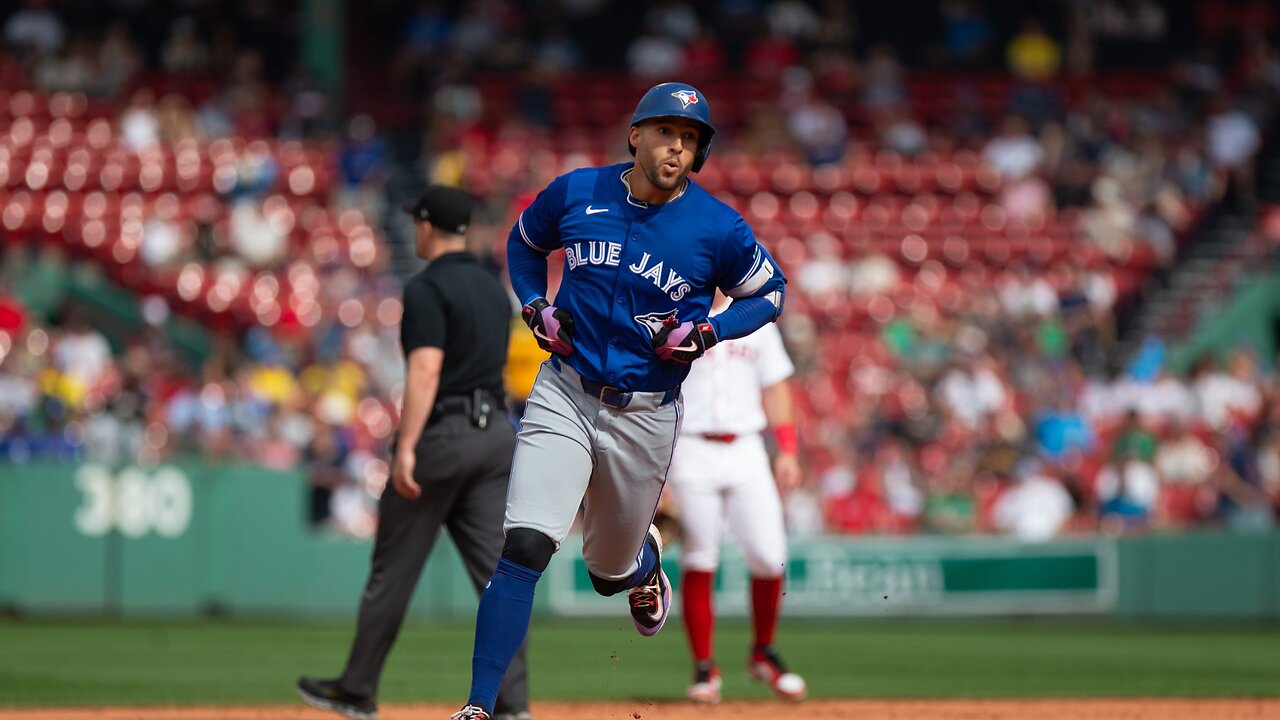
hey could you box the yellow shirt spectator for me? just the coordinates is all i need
[1007,23,1061,81]
[504,319,547,403]
[247,364,301,406]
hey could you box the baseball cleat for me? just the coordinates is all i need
[627,524,671,637]
[747,645,807,701]
[450,705,492,720]
[686,659,723,704]
[296,676,378,720]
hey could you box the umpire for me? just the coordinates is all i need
[298,185,531,720]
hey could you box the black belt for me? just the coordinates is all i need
[430,390,504,422]
[551,357,679,410]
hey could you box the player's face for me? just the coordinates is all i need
[631,118,700,193]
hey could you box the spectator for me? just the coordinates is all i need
[1035,395,1096,462]
[1193,354,1262,433]
[795,232,848,298]
[1135,369,1195,429]
[1110,409,1158,463]
[767,0,819,41]
[229,201,286,268]
[1206,97,1262,208]
[862,44,906,111]
[156,93,200,142]
[646,0,701,42]
[98,21,140,96]
[1006,18,1062,81]
[998,263,1058,319]
[449,0,502,65]
[941,0,994,66]
[848,251,900,296]
[162,16,209,74]
[4,0,65,56]
[337,115,389,220]
[140,201,186,268]
[51,309,114,410]
[992,462,1074,541]
[403,0,453,58]
[627,31,684,78]
[305,421,351,528]
[228,141,280,201]
[1155,419,1216,488]
[879,107,928,157]
[922,464,977,533]
[1082,176,1138,260]
[938,356,1008,431]
[119,88,160,151]
[34,38,97,94]
[1096,456,1160,531]
[252,409,301,471]
[532,27,584,74]
[983,116,1044,182]
[880,440,924,527]
[784,73,848,166]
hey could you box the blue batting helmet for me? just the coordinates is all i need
[628,82,715,172]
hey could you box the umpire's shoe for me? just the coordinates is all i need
[297,676,378,720]
[627,524,671,637]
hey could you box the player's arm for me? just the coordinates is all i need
[654,218,786,364]
[393,347,443,500]
[762,379,801,492]
[712,219,786,341]
[506,176,576,355]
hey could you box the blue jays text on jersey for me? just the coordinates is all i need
[508,162,786,393]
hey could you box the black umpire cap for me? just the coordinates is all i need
[401,185,473,234]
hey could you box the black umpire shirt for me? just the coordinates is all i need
[400,251,511,400]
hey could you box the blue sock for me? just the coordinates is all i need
[469,558,541,712]
[623,535,659,590]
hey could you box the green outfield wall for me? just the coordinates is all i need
[2,460,1278,620]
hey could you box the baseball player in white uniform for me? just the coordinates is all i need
[665,291,806,704]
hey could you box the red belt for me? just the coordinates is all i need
[700,433,737,443]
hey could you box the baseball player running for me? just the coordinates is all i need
[667,290,807,704]
[449,82,787,720]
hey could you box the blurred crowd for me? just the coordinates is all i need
[3,0,1280,540]
[0,245,406,537]
[783,286,1280,541]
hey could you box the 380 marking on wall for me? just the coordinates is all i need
[73,464,193,538]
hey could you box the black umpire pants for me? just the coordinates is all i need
[339,411,528,713]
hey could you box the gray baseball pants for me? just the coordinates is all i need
[504,359,683,581]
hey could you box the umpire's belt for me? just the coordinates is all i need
[430,391,503,421]
[551,357,679,411]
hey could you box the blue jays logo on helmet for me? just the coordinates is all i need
[671,89,698,109]
[629,82,716,172]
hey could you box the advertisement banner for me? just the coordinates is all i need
[544,536,1118,617]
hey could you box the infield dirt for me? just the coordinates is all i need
[2,699,1278,719]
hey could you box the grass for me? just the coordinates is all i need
[1,617,1279,706]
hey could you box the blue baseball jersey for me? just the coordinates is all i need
[510,162,785,392]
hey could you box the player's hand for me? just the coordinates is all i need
[652,317,717,364]
[522,298,575,356]
[391,449,421,500]
[773,453,802,493]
